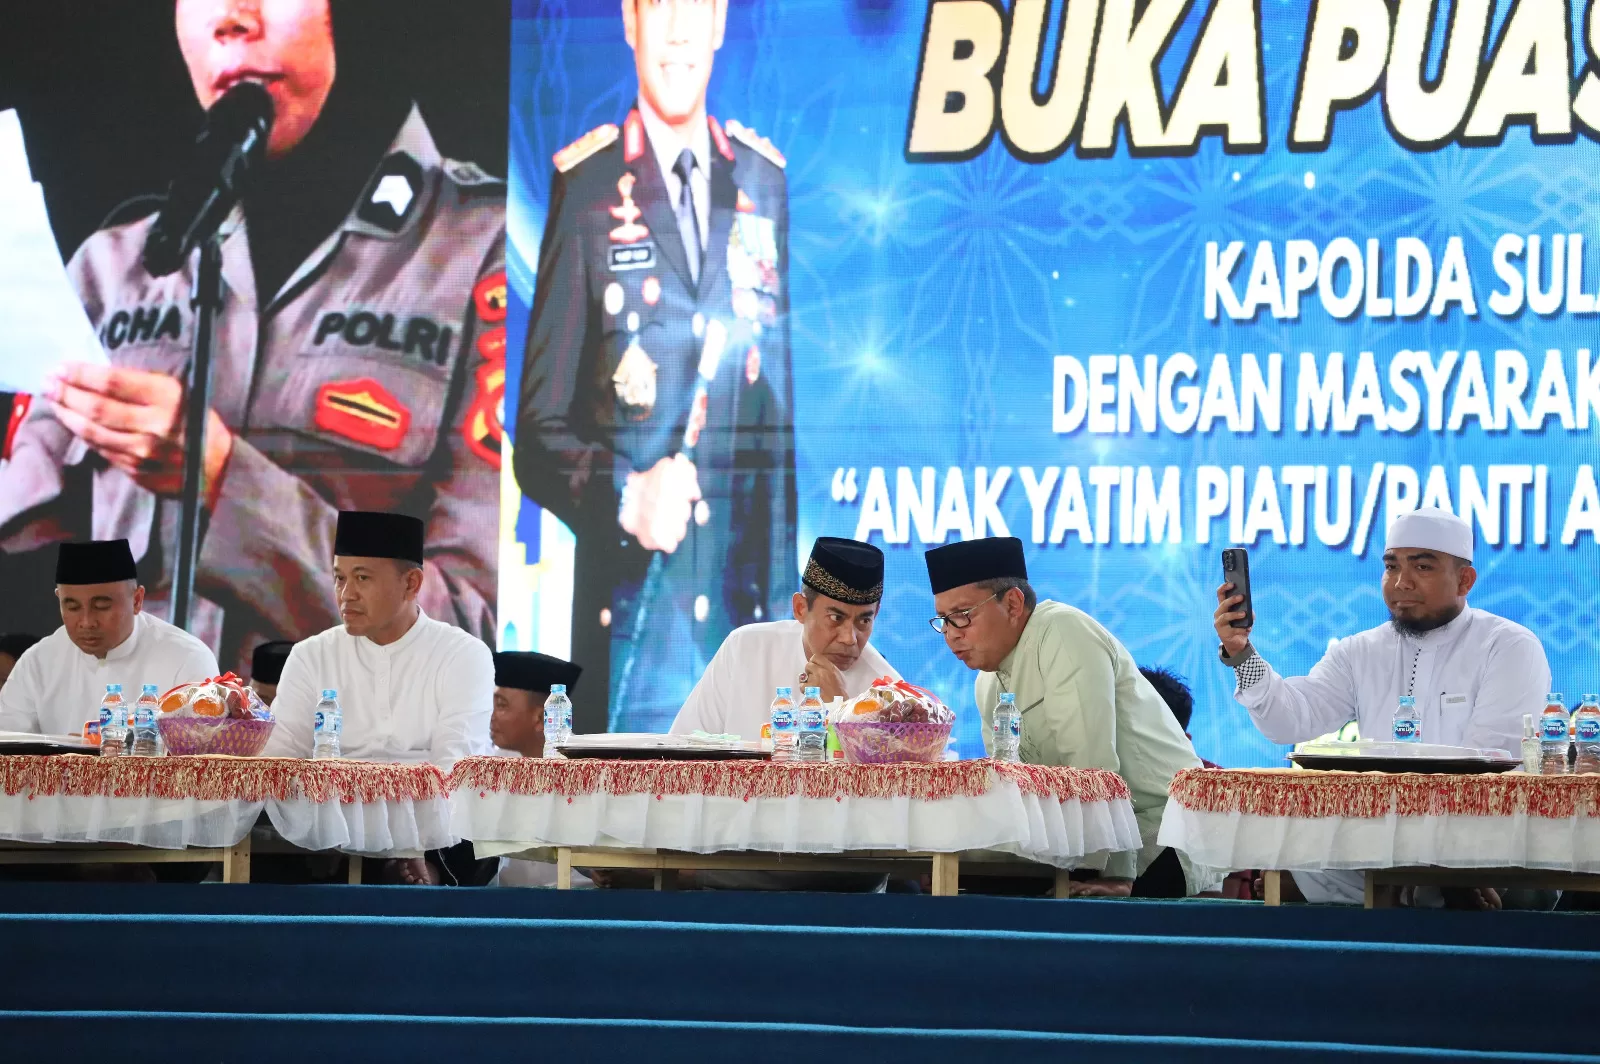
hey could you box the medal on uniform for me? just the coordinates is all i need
[612,337,657,417]
[728,213,779,326]
[609,173,649,244]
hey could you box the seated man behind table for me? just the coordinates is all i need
[0,633,43,694]
[671,537,901,739]
[264,510,494,886]
[1213,506,1550,908]
[926,537,1202,897]
[489,650,593,889]
[248,640,295,706]
[0,540,216,736]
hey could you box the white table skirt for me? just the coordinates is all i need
[264,794,456,856]
[455,777,1141,870]
[0,793,260,849]
[1159,801,1600,873]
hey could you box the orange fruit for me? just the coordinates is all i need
[191,692,225,718]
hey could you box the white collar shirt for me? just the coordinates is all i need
[669,619,901,741]
[638,97,711,252]
[0,612,218,737]
[1237,606,1551,754]
[263,607,492,769]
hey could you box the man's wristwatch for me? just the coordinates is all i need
[1218,642,1254,667]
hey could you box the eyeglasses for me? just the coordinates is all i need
[928,593,998,634]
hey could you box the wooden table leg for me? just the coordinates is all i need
[556,847,573,890]
[1053,869,1073,899]
[222,834,252,884]
[931,853,960,896]
[347,855,362,885]
[1263,870,1282,906]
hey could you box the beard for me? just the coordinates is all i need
[1389,603,1464,638]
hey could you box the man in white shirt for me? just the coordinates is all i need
[0,540,216,737]
[671,537,901,740]
[1214,506,1551,907]
[264,510,494,885]
[266,510,493,767]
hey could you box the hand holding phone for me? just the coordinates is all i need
[1214,549,1254,656]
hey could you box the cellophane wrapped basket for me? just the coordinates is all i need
[834,677,954,764]
[156,672,274,755]
[157,716,275,756]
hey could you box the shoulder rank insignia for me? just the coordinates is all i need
[725,120,786,169]
[553,123,619,173]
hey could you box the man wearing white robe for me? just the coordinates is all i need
[671,537,901,741]
[264,511,492,770]
[0,540,216,737]
[1214,506,1551,907]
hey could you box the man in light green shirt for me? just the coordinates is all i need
[926,537,1201,894]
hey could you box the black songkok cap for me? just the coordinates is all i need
[801,537,884,605]
[925,537,1028,595]
[494,651,582,694]
[250,640,295,685]
[55,540,138,585]
[333,510,424,565]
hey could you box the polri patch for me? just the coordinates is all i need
[315,377,411,451]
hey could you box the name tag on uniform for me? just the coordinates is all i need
[610,244,655,271]
[1442,693,1468,707]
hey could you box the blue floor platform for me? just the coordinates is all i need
[1,884,1596,1061]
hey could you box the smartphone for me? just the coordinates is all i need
[1221,549,1254,629]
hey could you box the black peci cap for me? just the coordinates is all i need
[55,540,138,585]
[801,537,884,605]
[250,640,296,685]
[494,651,582,694]
[333,510,425,565]
[924,537,1028,595]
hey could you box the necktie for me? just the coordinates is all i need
[672,148,701,285]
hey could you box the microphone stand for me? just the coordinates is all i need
[170,235,224,631]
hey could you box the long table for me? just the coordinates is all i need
[449,756,1142,895]
[1158,766,1600,906]
[0,754,453,882]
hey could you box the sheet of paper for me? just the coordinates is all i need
[0,113,107,396]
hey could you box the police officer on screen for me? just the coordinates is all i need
[0,0,506,673]
[514,0,795,730]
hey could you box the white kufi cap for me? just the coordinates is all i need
[1385,506,1473,564]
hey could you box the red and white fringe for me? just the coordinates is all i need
[1169,767,1600,820]
[449,756,1129,805]
[0,755,447,805]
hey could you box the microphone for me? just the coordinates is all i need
[142,82,274,277]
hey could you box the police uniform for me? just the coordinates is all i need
[0,108,507,674]
[514,108,796,732]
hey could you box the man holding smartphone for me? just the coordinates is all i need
[1214,506,1551,907]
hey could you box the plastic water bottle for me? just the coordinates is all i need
[1573,694,1600,774]
[796,687,828,763]
[992,692,1022,762]
[543,683,573,758]
[1539,693,1570,775]
[769,686,797,762]
[1391,695,1421,743]
[130,684,161,757]
[98,685,127,757]
[312,689,342,759]
[1520,714,1540,774]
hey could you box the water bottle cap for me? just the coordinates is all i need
[776,686,792,697]
[320,689,338,700]
[1548,693,1564,704]
[999,693,1015,703]
[1397,695,1415,707]
[804,687,820,697]
[1584,694,1599,704]
[551,684,567,694]
[142,684,159,694]
[106,684,122,694]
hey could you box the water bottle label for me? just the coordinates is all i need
[1392,718,1419,741]
[799,709,825,729]
[771,708,796,730]
[1007,718,1021,739]
[99,706,114,726]
[1541,717,1569,742]
[1576,718,1600,743]
[134,706,154,727]
[314,710,326,732]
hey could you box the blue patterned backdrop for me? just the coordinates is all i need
[505,0,1600,764]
